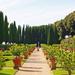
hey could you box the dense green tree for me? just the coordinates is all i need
[9,21,17,43]
[17,25,21,43]
[47,25,50,44]
[0,11,4,44]
[13,21,17,43]
[1,11,75,44]
[52,24,59,43]
[21,25,25,43]
[4,15,9,44]
[9,23,13,43]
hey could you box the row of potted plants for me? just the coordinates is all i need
[42,44,75,75]
[0,44,35,70]
[10,44,35,70]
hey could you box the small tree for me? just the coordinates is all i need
[57,50,75,75]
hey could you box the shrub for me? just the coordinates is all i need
[3,50,12,56]
[0,51,5,70]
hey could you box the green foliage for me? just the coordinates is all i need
[4,15,9,43]
[3,50,12,56]
[0,11,4,44]
[0,69,16,75]
[0,10,75,44]
[0,44,11,50]
[0,51,5,70]
[43,43,75,75]
[9,21,17,43]
[17,25,21,43]
[10,44,23,56]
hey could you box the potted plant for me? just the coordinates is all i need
[48,49,57,70]
[10,44,22,70]
[23,51,28,59]
[13,56,21,70]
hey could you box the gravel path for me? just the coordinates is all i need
[15,48,53,75]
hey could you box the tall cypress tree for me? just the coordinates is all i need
[13,21,17,43]
[21,25,25,43]
[17,25,21,43]
[0,11,4,44]
[53,25,59,43]
[47,25,54,45]
[9,21,17,43]
[4,15,9,44]
[9,23,13,43]
[47,25,50,44]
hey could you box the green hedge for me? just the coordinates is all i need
[0,44,11,50]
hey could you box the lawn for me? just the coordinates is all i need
[5,60,14,67]
[0,68,16,75]
[4,56,25,67]
[53,68,75,75]
[3,56,14,60]
[3,56,14,67]
[0,55,26,75]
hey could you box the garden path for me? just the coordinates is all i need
[15,48,53,75]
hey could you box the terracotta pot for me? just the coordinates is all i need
[44,51,48,56]
[23,52,28,59]
[50,57,56,70]
[27,51,31,55]
[13,56,21,70]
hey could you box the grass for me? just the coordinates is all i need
[4,55,26,67]
[53,68,75,75]
[3,56,14,60]
[3,56,14,67]
[0,55,26,75]
[5,60,14,67]
[53,68,67,75]
[0,68,16,75]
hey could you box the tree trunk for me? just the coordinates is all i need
[68,70,71,75]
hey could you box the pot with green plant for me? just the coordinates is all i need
[23,51,28,59]
[23,46,29,59]
[48,49,57,70]
[10,45,22,70]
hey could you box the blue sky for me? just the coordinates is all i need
[0,0,75,26]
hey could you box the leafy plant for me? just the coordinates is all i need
[0,51,5,70]
[3,50,12,56]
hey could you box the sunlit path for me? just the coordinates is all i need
[15,48,53,75]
